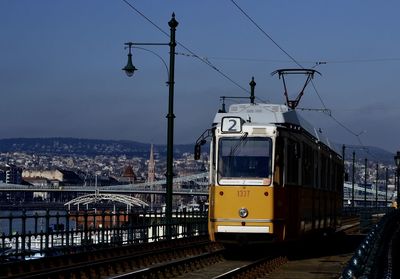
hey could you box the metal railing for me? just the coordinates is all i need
[341,209,400,279]
[0,208,208,262]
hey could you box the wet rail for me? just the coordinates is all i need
[0,235,220,279]
[2,211,390,279]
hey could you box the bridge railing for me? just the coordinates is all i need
[0,208,208,262]
[341,209,400,279]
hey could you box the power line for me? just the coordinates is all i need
[230,0,377,156]
[230,0,303,68]
[310,80,328,109]
[123,0,383,158]
[325,58,400,64]
[176,47,249,93]
[122,0,168,37]
[121,0,250,94]
[174,54,400,64]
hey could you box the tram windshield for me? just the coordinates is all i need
[218,137,272,185]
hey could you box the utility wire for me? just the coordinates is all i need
[123,0,381,159]
[230,0,378,158]
[122,0,249,94]
[176,48,249,93]
[122,0,167,37]
[310,80,327,109]
[325,58,400,64]
[230,0,303,69]
[175,54,400,64]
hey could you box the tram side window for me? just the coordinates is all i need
[314,149,319,188]
[327,156,332,190]
[320,153,328,189]
[302,142,314,187]
[332,161,338,191]
[274,137,284,186]
[335,160,343,193]
[286,139,299,185]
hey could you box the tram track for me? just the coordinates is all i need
[0,235,222,279]
[0,217,368,279]
[338,216,361,235]
[210,255,287,279]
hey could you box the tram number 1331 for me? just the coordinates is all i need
[238,190,250,197]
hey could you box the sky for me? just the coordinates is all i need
[1,1,400,153]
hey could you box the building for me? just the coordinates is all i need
[22,169,83,186]
[116,165,137,184]
[0,164,22,184]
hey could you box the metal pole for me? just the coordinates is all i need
[397,168,400,208]
[364,158,367,207]
[342,145,345,181]
[375,163,378,209]
[342,144,345,164]
[165,14,178,239]
[352,151,355,208]
[249,77,256,104]
[385,168,388,208]
[395,173,398,207]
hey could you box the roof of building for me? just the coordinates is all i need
[122,165,136,179]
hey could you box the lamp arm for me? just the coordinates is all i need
[132,46,170,80]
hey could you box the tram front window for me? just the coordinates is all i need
[218,137,272,184]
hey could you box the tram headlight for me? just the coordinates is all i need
[239,207,248,218]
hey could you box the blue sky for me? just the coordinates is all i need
[1,1,400,153]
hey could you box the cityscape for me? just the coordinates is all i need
[0,138,208,208]
[0,137,398,206]
[1,2,400,276]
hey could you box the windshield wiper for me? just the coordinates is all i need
[229,132,248,157]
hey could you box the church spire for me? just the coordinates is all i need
[147,144,155,183]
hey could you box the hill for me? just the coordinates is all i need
[337,144,395,164]
[0,138,393,164]
[0,138,197,158]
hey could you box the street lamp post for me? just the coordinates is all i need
[364,158,367,207]
[352,151,355,208]
[122,13,178,239]
[395,151,400,208]
[385,168,388,208]
[375,163,378,209]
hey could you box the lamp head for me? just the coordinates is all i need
[122,53,137,77]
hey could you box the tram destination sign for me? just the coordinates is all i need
[221,117,242,133]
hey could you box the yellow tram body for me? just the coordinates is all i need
[203,103,343,244]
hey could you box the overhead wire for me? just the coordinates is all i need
[174,55,400,64]
[230,0,303,68]
[121,0,382,160]
[121,0,250,94]
[230,0,380,159]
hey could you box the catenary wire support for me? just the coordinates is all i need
[271,68,321,109]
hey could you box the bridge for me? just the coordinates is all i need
[0,176,395,204]
[343,182,396,206]
[0,172,209,196]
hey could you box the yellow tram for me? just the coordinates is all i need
[196,102,343,244]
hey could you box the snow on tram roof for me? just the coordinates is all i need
[213,103,336,153]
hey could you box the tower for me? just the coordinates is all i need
[147,144,156,209]
[147,144,155,183]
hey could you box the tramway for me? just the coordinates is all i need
[195,70,343,244]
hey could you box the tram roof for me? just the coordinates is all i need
[213,103,337,153]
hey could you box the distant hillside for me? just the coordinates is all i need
[336,144,395,164]
[0,138,197,158]
[0,138,393,164]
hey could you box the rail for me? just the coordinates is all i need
[341,209,400,279]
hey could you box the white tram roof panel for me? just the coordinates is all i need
[213,103,335,151]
